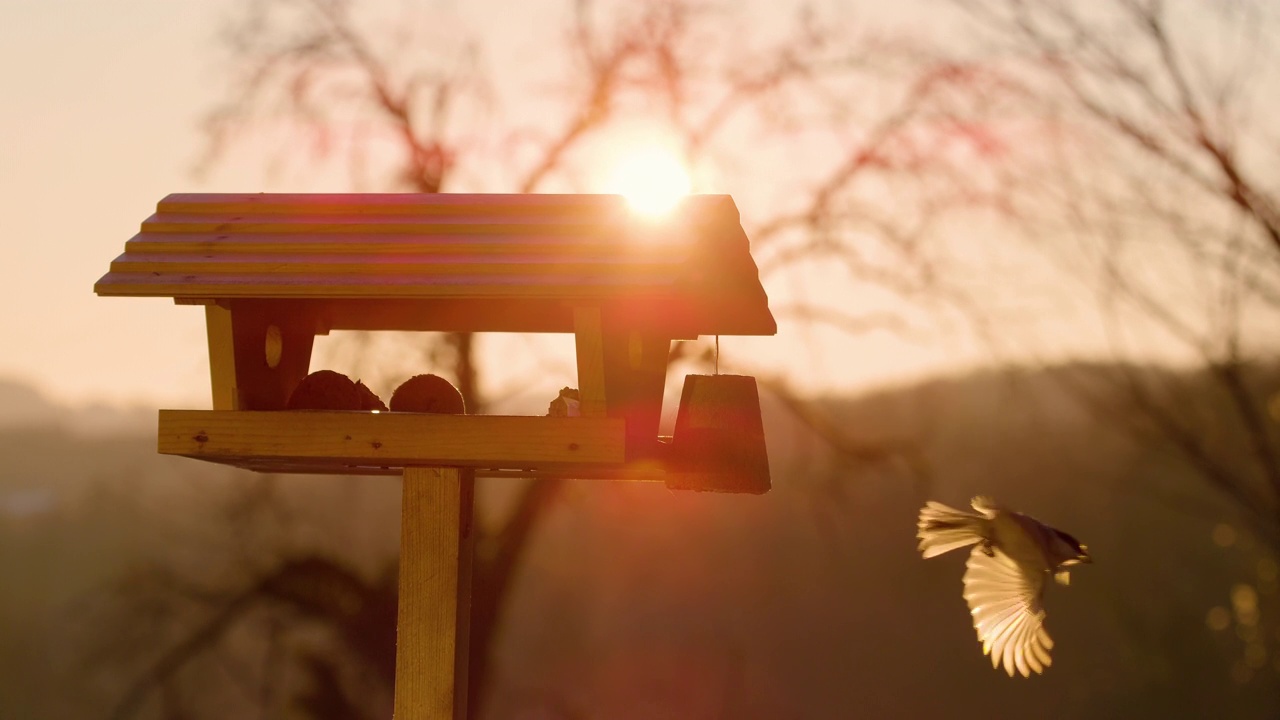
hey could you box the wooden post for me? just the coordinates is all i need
[395,467,473,719]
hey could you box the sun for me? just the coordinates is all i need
[607,146,692,217]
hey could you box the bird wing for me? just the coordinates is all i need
[962,546,1054,677]
[917,501,987,558]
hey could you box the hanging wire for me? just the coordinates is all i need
[715,335,720,375]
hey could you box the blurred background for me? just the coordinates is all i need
[3,0,1280,717]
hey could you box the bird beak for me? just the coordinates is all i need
[1061,545,1091,566]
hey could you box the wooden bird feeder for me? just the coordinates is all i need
[95,192,776,718]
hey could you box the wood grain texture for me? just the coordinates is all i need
[157,410,625,469]
[395,467,470,720]
[152,430,767,493]
[139,217,618,236]
[184,457,677,479]
[111,253,663,276]
[573,306,608,418]
[223,306,316,410]
[92,193,778,337]
[599,320,671,462]
[204,305,237,410]
[94,273,673,300]
[123,233,621,255]
[156,192,633,216]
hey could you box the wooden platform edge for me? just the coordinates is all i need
[158,410,625,470]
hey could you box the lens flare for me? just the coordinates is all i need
[608,147,692,217]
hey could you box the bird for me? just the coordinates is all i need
[916,496,1091,677]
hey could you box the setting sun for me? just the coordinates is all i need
[607,146,692,217]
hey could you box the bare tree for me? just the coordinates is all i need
[103,1,993,716]
[931,0,1280,545]
[901,0,1280,688]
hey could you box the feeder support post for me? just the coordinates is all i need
[394,466,474,720]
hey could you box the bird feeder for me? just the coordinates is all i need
[95,192,776,718]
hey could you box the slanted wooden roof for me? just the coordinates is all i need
[95,193,775,336]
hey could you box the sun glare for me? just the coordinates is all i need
[608,147,692,217]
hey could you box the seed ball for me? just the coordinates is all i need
[287,370,363,410]
[389,374,466,414]
[353,380,388,412]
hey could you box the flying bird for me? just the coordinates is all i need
[916,496,1091,677]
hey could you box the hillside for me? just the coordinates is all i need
[1,364,1277,719]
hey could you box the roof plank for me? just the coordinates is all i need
[96,193,776,336]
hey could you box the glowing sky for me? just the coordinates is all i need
[1,1,222,407]
[0,0,1253,410]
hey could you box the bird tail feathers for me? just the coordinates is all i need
[917,501,988,559]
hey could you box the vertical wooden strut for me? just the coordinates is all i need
[573,304,670,459]
[395,467,473,719]
[202,301,317,411]
[573,306,608,418]
[204,305,238,410]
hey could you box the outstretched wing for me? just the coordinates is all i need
[962,547,1054,677]
[917,501,986,558]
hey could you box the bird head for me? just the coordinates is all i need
[1051,528,1091,566]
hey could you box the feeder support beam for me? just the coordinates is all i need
[394,466,473,720]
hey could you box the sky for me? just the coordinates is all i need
[0,0,931,409]
[0,0,551,408]
[0,0,1258,411]
[1,1,225,407]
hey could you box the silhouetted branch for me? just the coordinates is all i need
[107,557,393,720]
[946,0,1280,552]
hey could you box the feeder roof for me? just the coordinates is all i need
[95,193,775,336]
